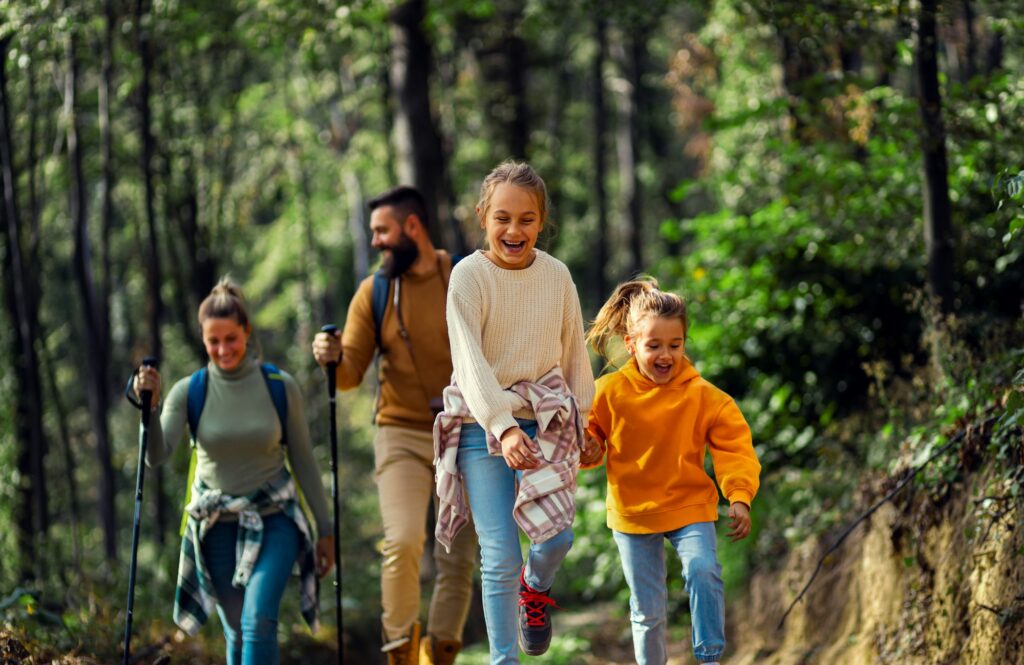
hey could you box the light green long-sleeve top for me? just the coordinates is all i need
[145,354,331,537]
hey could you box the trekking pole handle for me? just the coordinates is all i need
[139,357,158,429]
[125,356,160,411]
[320,325,339,400]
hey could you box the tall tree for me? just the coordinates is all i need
[612,23,646,276]
[0,34,49,580]
[591,11,610,302]
[389,0,465,253]
[135,0,167,541]
[916,0,955,312]
[65,7,118,561]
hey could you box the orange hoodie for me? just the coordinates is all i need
[586,357,760,534]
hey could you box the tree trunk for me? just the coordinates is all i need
[916,0,955,313]
[39,339,82,572]
[592,12,609,303]
[0,34,49,580]
[504,27,528,160]
[961,0,976,82]
[345,170,369,282]
[136,0,167,542]
[65,14,118,561]
[389,0,464,254]
[613,27,645,277]
[100,0,115,366]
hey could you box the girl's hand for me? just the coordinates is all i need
[726,502,751,542]
[500,426,540,470]
[316,535,335,578]
[133,365,162,410]
[580,434,604,465]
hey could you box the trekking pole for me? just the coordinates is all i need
[321,324,344,663]
[122,356,158,665]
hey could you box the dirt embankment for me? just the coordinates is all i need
[727,470,1023,665]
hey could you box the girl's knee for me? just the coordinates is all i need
[241,612,278,640]
[685,555,722,587]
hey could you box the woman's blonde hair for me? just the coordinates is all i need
[587,276,688,361]
[198,277,251,329]
[477,160,551,224]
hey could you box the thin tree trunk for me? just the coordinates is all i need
[389,0,464,254]
[100,0,115,367]
[502,4,528,160]
[65,15,118,561]
[39,339,82,572]
[961,0,976,82]
[592,12,609,303]
[1,34,49,580]
[345,170,369,282]
[916,0,955,313]
[613,27,645,277]
[135,0,167,542]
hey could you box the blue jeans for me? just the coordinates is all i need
[613,522,725,664]
[458,419,574,664]
[202,511,302,665]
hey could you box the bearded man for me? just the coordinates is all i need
[312,186,476,665]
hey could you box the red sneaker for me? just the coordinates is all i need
[517,568,560,656]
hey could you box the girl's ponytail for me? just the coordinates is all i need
[587,277,659,360]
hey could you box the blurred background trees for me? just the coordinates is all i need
[0,0,1021,661]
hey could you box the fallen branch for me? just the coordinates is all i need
[777,415,997,631]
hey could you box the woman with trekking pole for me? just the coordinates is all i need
[132,277,335,665]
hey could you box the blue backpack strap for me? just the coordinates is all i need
[451,253,463,267]
[371,268,390,351]
[259,362,289,447]
[186,368,208,447]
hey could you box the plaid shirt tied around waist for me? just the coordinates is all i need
[173,467,319,635]
[433,367,584,552]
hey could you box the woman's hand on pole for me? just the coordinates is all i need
[500,426,540,470]
[315,535,336,578]
[133,365,162,411]
[311,330,342,367]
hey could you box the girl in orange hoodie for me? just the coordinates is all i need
[582,277,761,665]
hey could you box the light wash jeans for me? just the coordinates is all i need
[458,419,574,664]
[613,522,725,664]
[202,511,301,665]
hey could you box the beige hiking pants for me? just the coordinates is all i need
[374,425,477,642]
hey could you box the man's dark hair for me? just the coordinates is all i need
[367,185,430,230]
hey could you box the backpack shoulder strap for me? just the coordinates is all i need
[371,269,391,351]
[186,368,208,447]
[259,362,289,447]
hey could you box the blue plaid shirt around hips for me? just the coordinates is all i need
[173,467,319,635]
[433,366,584,552]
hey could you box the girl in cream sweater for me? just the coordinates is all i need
[435,161,594,663]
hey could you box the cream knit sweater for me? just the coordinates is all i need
[446,249,595,440]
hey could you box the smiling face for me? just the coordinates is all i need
[370,205,419,277]
[202,316,251,371]
[625,315,687,384]
[479,183,544,270]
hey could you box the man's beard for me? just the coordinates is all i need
[381,233,419,278]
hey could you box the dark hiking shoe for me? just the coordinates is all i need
[517,568,560,656]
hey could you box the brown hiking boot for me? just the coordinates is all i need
[382,622,421,665]
[419,634,462,665]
